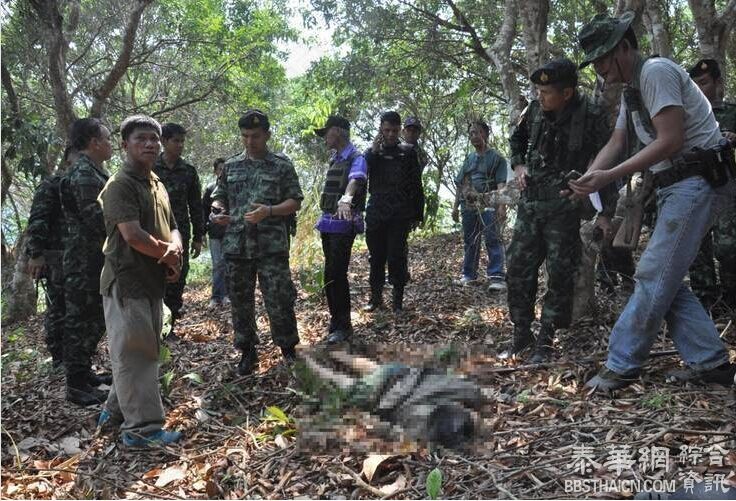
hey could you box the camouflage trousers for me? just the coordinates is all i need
[63,284,105,377]
[41,264,65,362]
[226,253,299,351]
[689,199,736,309]
[164,234,190,316]
[507,203,581,330]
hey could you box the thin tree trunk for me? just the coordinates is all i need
[688,0,736,67]
[519,0,550,80]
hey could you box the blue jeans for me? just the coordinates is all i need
[461,208,505,280]
[209,238,227,300]
[606,176,734,374]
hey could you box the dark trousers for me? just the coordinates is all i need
[164,234,190,316]
[321,232,356,332]
[366,219,411,290]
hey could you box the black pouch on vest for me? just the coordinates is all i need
[699,140,735,188]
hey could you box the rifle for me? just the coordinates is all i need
[612,170,654,250]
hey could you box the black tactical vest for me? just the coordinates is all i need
[368,143,415,195]
[320,150,365,212]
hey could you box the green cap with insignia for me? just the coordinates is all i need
[688,59,721,80]
[238,109,270,131]
[531,58,578,87]
[578,11,635,69]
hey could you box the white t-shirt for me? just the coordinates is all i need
[615,57,722,172]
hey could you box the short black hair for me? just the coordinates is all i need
[161,122,186,139]
[380,111,401,126]
[621,27,638,50]
[69,118,104,151]
[213,157,226,169]
[427,404,475,447]
[120,114,162,141]
[468,120,490,138]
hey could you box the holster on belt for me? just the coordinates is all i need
[613,171,653,250]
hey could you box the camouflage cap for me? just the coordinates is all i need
[578,11,635,68]
[531,58,578,87]
[688,58,721,80]
[238,109,270,131]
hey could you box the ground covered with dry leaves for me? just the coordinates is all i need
[2,231,735,499]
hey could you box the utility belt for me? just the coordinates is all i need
[653,141,736,189]
[522,183,564,201]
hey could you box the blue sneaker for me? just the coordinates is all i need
[122,429,182,447]
[97,409,123,431]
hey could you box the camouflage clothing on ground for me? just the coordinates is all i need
[507,93,611,330]
[212,150,303,349]
[688,101,736,310]
[25,175,66,362]
[153,155,204,315]
[59,153,109,377]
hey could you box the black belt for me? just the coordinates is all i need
[653,145,735,189]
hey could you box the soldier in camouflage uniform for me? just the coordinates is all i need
[402,117,429,172]
[59,118,113,405]
[25,146,77,368]
[503,59,612,363]
[153,123,204,335]
[688,59,736,315]
[211,110,303,375]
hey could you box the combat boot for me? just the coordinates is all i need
[530,324,555,363]
[362,287,383,312]
[498,327,534,360]
[66,373,107,406]
[237,345,258,376]
[280,345,297,363]
[392,286,404,314]
[86,369,113,387]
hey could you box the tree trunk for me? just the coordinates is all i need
[642,0,672,58]
[487,0,524,124]
[1,234,38,324]
[688,0,736,67]
[519,0,550,80]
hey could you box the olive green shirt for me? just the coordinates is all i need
[99,165,177,300]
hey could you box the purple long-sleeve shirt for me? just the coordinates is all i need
[315,143,367,234]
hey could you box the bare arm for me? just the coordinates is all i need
[570,106,685,195]
[117,220,181,267]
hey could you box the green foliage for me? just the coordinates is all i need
[160,370,175,397]
[182,372,204,385]
[426,467,443,500]
[642,391,674,410]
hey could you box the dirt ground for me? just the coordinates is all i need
[1,232,735,499]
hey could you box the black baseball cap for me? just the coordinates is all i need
[238,109,270,131]
[531,58,579,87]
[404,116,422,129]
[315,115,351,137]
[689,59,721,80]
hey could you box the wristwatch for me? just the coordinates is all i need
[338,194,353,205]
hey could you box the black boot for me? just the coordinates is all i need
[86,370,113,387]
[392,286,404,314]
[363,287,383,312]
[237,345,258,376]
[530,325,555,363]
[498,327,534,360]
[66,373,107,406]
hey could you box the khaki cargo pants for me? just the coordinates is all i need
[103,284,165,436]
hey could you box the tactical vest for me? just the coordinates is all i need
[368,144,415,195]
[527,96,589,176]
[319,150,364,212]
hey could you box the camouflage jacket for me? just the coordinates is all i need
[211,150,303,259]
[153,155,204,242]
[59,154,109,290]
[25,174,66,264]
[714,101,736,133]
[510,93,614,214]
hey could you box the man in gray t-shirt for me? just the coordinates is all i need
[570,12,736,391]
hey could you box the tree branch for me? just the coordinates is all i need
[89,0,154,117]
